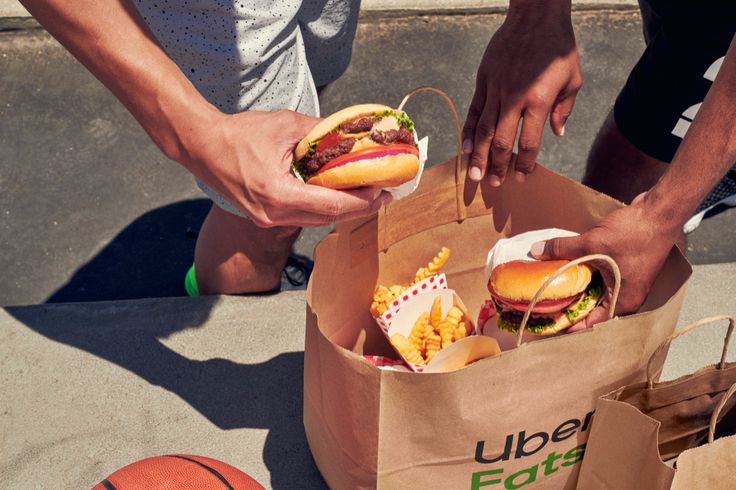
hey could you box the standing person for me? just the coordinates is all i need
[462,0,736,324]
[19,0,390,296]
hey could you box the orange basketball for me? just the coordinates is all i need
[92,454,266,490]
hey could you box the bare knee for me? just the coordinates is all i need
[194,205,301,295]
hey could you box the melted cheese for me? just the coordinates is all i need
[351,137,382,152]
[371,116,400,132]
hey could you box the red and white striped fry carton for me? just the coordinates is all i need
[374,273,448,335]
[377,287,499,373]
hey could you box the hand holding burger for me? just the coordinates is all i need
[292,104,421,189]
[529,192,680,330]
[479,229,606,342]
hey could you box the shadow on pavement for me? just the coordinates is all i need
[9,200,325,489]
[47,199,211,303]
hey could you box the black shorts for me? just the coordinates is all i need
[614,0,736,163]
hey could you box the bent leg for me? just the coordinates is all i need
[194,205,300,295]
[582,111,669,204]
[584,111,685,250]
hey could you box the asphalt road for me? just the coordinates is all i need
[2,10,735,306]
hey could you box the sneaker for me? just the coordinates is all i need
[683,168,736,234]
[281,252,314,291]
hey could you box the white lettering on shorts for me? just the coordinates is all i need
[671,56,725,139]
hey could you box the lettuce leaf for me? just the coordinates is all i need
[564,275,603,322]
[293,140,317,179]
[292,160,308,181]
[497,315,556,334]
[493,302,555,333]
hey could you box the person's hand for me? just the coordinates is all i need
[185,109,391,227]
[529,193,682,331]
[463,1,582,186]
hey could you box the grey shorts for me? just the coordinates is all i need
[133,0,361,217]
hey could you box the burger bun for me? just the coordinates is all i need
[490,260,592,301]
[307,152,419,189]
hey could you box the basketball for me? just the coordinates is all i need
[92,454,266,490]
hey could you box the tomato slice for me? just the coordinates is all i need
[488,285,580,314]
[315,133,343,153]
[318,144,419,174]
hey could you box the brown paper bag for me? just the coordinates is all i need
[577,316,736,489]
[303,88,691,489]
[672,383,736,490]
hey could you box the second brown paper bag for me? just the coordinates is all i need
[577,316,736,489]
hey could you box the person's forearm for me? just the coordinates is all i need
[19,0,220,170]
[645,36,736,227]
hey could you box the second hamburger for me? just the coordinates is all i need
[488,259,603,335]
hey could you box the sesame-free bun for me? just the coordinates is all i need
[294,104,393,160]
[307,152,419,189]
[532,318,571,335]
[490,260,592,301]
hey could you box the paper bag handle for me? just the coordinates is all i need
[709,382,736,443]
[646,315,735,389]
[397,86,466,223]
[516,254,621,347]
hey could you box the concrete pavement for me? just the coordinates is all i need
[1,263,735,489]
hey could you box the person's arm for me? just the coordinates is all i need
[19,0,388,227]
[531,35,736,327]
[462,0,582,186]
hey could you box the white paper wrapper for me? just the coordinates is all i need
[483,228,579,287]
[422,335,500,373]
[384,135,428,200]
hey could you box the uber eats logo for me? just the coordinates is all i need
[470,411,594,489]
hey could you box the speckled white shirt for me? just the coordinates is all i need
[131,0,361,215]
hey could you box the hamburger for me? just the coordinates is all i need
[292,104,420,189]
[487,260,603,335]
